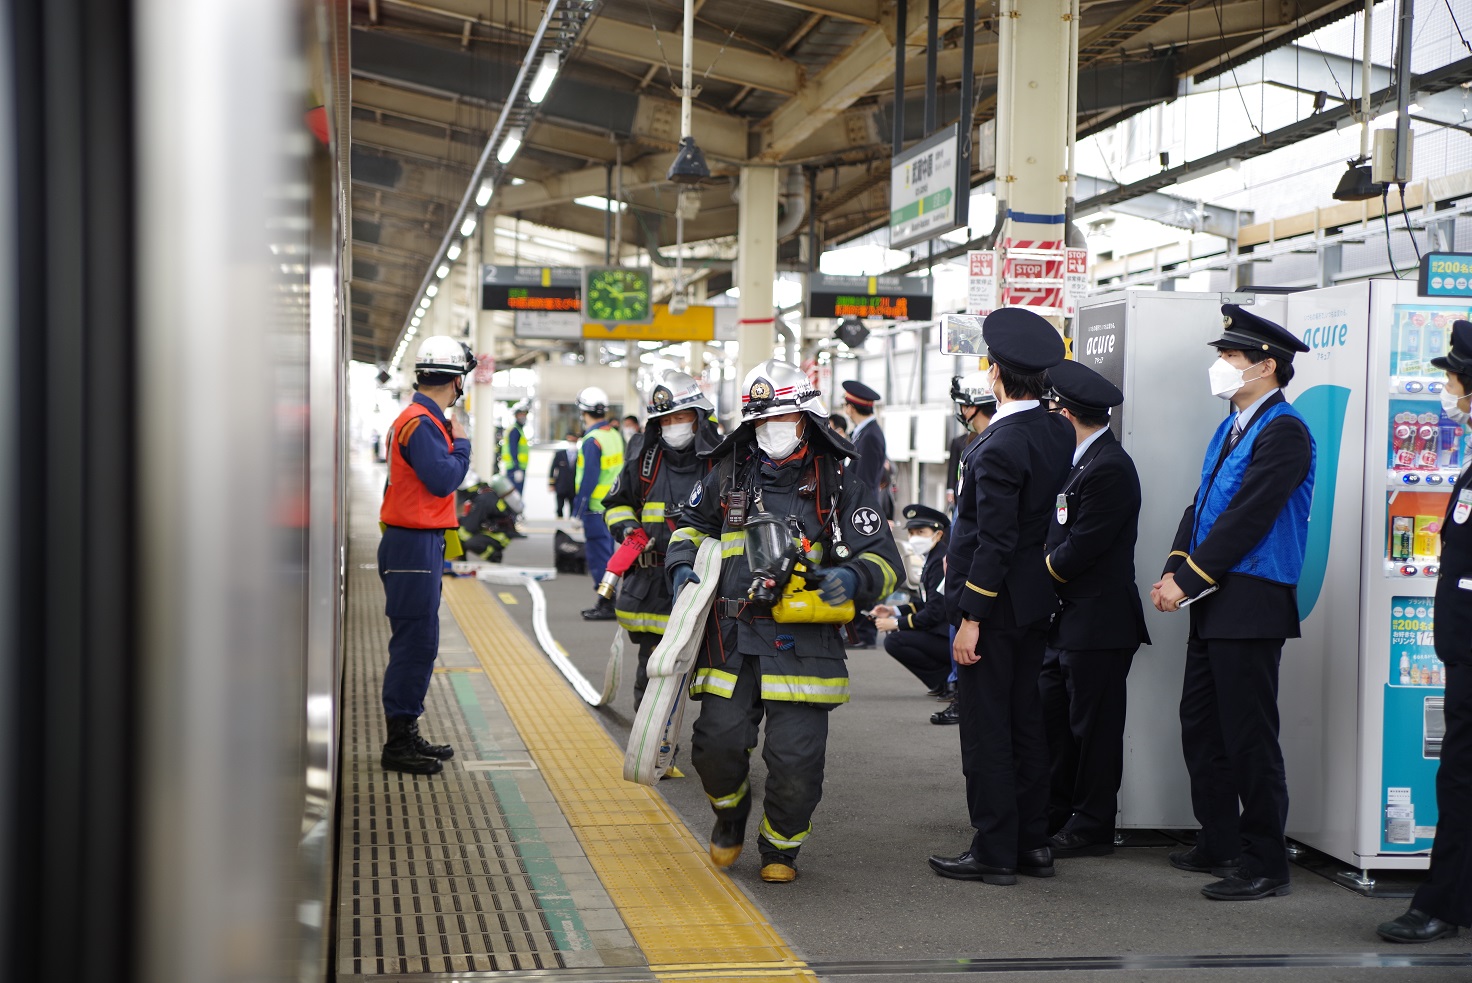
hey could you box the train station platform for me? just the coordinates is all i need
[339,451,1471,982]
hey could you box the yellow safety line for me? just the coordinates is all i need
[443,579,816,983]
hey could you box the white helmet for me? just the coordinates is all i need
[576,386,610,415]
[647,370,714,421]
[415,336,475,377]
[740,359,824,422]
[511,401,529,416]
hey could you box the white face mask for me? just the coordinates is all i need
[756,421,802,458]
[622,426,638,440]
[909,534,936,557]
[1442,388,1472,427]
[662,421,695,449]
[1208,358,1265,400]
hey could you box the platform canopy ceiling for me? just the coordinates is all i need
[348,0,1369,363]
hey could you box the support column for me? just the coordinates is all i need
[995,0,1073,328]
[736,166,780,381]
[471,226,501,479]
[1317,242,1343,289]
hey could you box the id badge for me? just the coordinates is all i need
[1055,493,1068,525]
[1455,488,1472,526]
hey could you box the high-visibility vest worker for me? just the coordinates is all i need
[378,335,473,778]
[573,386,624,620]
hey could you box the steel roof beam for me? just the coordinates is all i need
[369,1,801,95]
[1072,174,1248,238]
[758,0,966,161]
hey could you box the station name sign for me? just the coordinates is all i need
[481,265,583,312]
[807,274,933,321]
[889,124,968,250]
[1419,252,1472,299]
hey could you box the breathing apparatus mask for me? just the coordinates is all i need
[743,510,854,624]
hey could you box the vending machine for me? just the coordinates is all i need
[1277,280,1463,876]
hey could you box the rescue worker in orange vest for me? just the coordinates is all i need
[379,336,475,775]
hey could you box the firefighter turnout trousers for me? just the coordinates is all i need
[691,656,829,864]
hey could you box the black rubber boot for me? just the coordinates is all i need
[406,718,454,760]
[581,596,617,621]
[382,717,444,775]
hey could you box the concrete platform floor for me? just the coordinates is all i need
[473,520,1472,981]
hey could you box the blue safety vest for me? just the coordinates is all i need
[1191,400,1316,586]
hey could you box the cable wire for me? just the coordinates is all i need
[1382,188,1403,278]
[1448,0,1472,52]
[1397,181,1424,267]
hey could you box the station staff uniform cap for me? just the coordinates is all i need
[841,379,882,408]
[1211,304,1310,362]
[902,503,949,533]
[981,307,1066,372]
[1047,359,1123,414]
[1431,319,1472,375]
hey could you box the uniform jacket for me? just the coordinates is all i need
[549,446,576,496]
[667,436,903,704]
[1162,390,1314,640]
[1043,429,1150,651]
[895,542,948,638]
[945,405,1075,628]
[601,435,713,636]
[946,432,975,500]
[851,416,887,491]
[1437,461,1472,665]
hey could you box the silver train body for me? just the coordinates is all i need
[0,2,349,981]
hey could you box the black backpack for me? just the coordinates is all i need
[553,529,587,574]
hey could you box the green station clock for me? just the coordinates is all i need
[582,266,654,324]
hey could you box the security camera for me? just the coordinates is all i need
[669,291,689,316]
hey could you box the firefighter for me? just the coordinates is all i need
[457,473,524,563]
[574,386,625,620]
[378,335,475,776]
[601,371,718,708]
[666,358,903,883]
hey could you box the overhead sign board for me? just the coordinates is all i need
[889,123,968,250]
[582,304,733,341]
[807,274,933,321]
[481,265,582,312]
[1419,252,1472,298]
[513,310,582,340]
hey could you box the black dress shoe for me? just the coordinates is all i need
[1168,846,1241,877]
[1017,847,1055,878]
[1051,830,1114,857]
[930,700,960,725]
[1201,874,1291,901]
[927,851,1017,885]
[933,682,956,701]
[1377,908,1460,943]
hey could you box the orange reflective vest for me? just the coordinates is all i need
[381,401,458,529]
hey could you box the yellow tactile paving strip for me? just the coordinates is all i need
[443,578,817,983]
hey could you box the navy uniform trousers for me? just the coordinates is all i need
[1180,632,1290,879]
[885,629,951,691]
[958,624,1052,867]
[1414,663,1472,925]
[378,525,447,721]
[1039,646,1135,839]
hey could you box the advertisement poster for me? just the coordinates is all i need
[1381,595,1444,852]
[1076,301,1126,437]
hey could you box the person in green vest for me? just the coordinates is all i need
[574,386,625,620]
[500,402,530,494]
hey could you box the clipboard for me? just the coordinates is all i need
[1176,585,1219,608]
